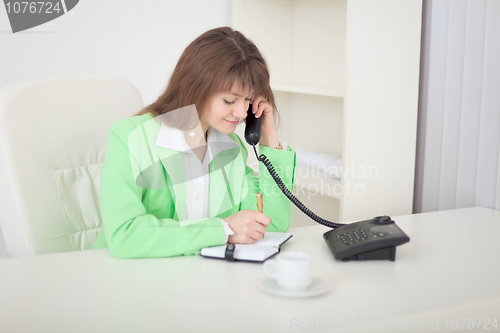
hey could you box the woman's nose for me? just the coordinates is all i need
[233,103,248,119]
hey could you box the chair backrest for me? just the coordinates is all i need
[0,76,144,257]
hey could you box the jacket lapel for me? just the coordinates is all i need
[133,116,187,221]
[156,147,186,221]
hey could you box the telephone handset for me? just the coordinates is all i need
[244,104,410,261]
[243,104,261,146]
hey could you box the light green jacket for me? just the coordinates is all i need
[89,114,296,258]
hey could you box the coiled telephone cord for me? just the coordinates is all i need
[253,144,344,229]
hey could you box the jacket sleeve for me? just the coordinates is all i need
[99,118,226,259]
[237,136,297,232]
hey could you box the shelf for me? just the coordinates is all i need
[271,82,344,98]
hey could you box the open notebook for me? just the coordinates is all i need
[201,232,293,262]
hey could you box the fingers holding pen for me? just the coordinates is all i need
[225,209,271,244]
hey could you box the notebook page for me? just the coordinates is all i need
[255,232,292,247]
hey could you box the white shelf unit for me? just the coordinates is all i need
[232,0,422,225]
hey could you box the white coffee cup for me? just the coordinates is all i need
[263,251,312,291]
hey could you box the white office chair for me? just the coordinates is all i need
[0,76,144,257]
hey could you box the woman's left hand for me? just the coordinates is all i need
[251,95,279,148]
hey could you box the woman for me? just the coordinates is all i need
[89,27,296,258]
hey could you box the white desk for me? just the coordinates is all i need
[1,207,499,333]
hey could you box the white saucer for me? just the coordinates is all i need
[260,277,329,298]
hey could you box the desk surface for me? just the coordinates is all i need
[1,207,499,333]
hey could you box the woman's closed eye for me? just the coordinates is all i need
[224,97,252,105]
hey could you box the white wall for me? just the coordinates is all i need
[0,0,232,258]
[0,0,232,105]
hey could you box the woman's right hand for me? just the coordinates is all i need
[224,210,271,244]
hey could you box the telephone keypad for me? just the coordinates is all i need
[338,229,369,246]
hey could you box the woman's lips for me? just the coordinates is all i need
[224,119,239,125]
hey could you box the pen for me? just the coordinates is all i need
[257,192,264,237]
[257,192,263,213]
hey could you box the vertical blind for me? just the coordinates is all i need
[415,0,500,213]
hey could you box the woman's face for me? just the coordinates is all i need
[200,82,253,135]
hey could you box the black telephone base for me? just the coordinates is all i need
[323,216,410,262]
[339,245,397,261]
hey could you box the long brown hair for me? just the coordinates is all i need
[136,27,278,129]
